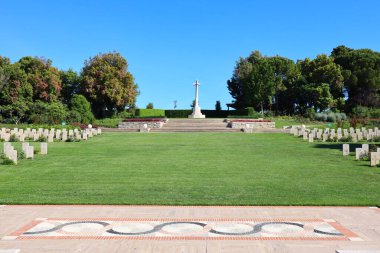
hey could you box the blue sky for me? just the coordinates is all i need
[1,0,379,109]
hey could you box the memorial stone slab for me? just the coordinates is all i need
[343,144,350,156]
[370,152,379,167]
[356,148,364,160]
[362,144,369,155]
[26,146,34,159]
[40,142,47,155]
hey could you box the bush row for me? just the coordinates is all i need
[314,112,347,122]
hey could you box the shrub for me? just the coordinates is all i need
[9,134,17,142]
[68,110,82,123]
[30,101,69,125]
[2,157,15,165]
[38,136,47,142]
[136,109,165,117]
[94,118,122,128]
[18,151,25,159]
[326,113,336,122]
[370,108,380,118]
[65,136,80,142]
[116,110,131,118]
[70,95,94,124]
[340,136,353,142]
[351,106,370,118]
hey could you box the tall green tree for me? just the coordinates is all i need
[69,94,94,124]
[297,55,344,113]
[60,69,81,104]
[267,56,296,114]
[0,56,33,105]
[227,51,276,114]
[331,45,380,110]
[17,57,62,102]
[80,52,139,118]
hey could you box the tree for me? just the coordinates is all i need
[60,69,81,104]
[331,45,380,110]
[267,56,296,114]
[17,56,62,102]
[80,52,139,118]
[0,56,33,105]
[227,51,276,115]
[146,102,154,109]
[0,100,29,124]
[296,55,344,113]
[190,100,195,109]
[70,94,94,124]
[215,100,221,111]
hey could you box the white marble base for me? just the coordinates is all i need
[188,106,205,119]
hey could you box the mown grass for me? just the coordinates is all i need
[0,133,379,205]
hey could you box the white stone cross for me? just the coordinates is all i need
[188,80,205,118]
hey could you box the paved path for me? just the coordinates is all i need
[0,205,379,253]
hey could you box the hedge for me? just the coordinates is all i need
[165,110,192,118]
[135,109,165,117]
[164,109,256,118]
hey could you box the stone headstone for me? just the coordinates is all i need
[62,132,68,142]
[362,144,369,155]
[48,134,54,143]
[357,132,363,141]
[19,133,25,142]
[322,133,327,142]
[26,146,34,159]
[356,148,364,160]
[3,142,11,154]
[351,133,358,143]
[3,133,10,142]
[308,134,314,143]
[22,142,29,153]
[40,142,47,155]
[343,144,350,156]
[55,131,61,140]
[8,149,17,165]
[370,152,379,167]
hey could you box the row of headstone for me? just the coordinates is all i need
[343,143,380,167]
[3,142,17,164]
[290,126,380,143]
[2,142,49,165]
[0,127,102,142]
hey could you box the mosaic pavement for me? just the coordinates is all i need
[5,218,359,241]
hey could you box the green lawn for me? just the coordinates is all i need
[0,133,379,206]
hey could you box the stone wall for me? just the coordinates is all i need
[118,121,164,129]
[229,121,275,129]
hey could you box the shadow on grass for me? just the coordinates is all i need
[312,143,364,151]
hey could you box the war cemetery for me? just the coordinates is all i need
[1,1,380,253]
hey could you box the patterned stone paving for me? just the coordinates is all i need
[7,218,359,241]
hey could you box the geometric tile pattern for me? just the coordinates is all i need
[6,218,359,241]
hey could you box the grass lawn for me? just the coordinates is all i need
[0,133,379,206]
